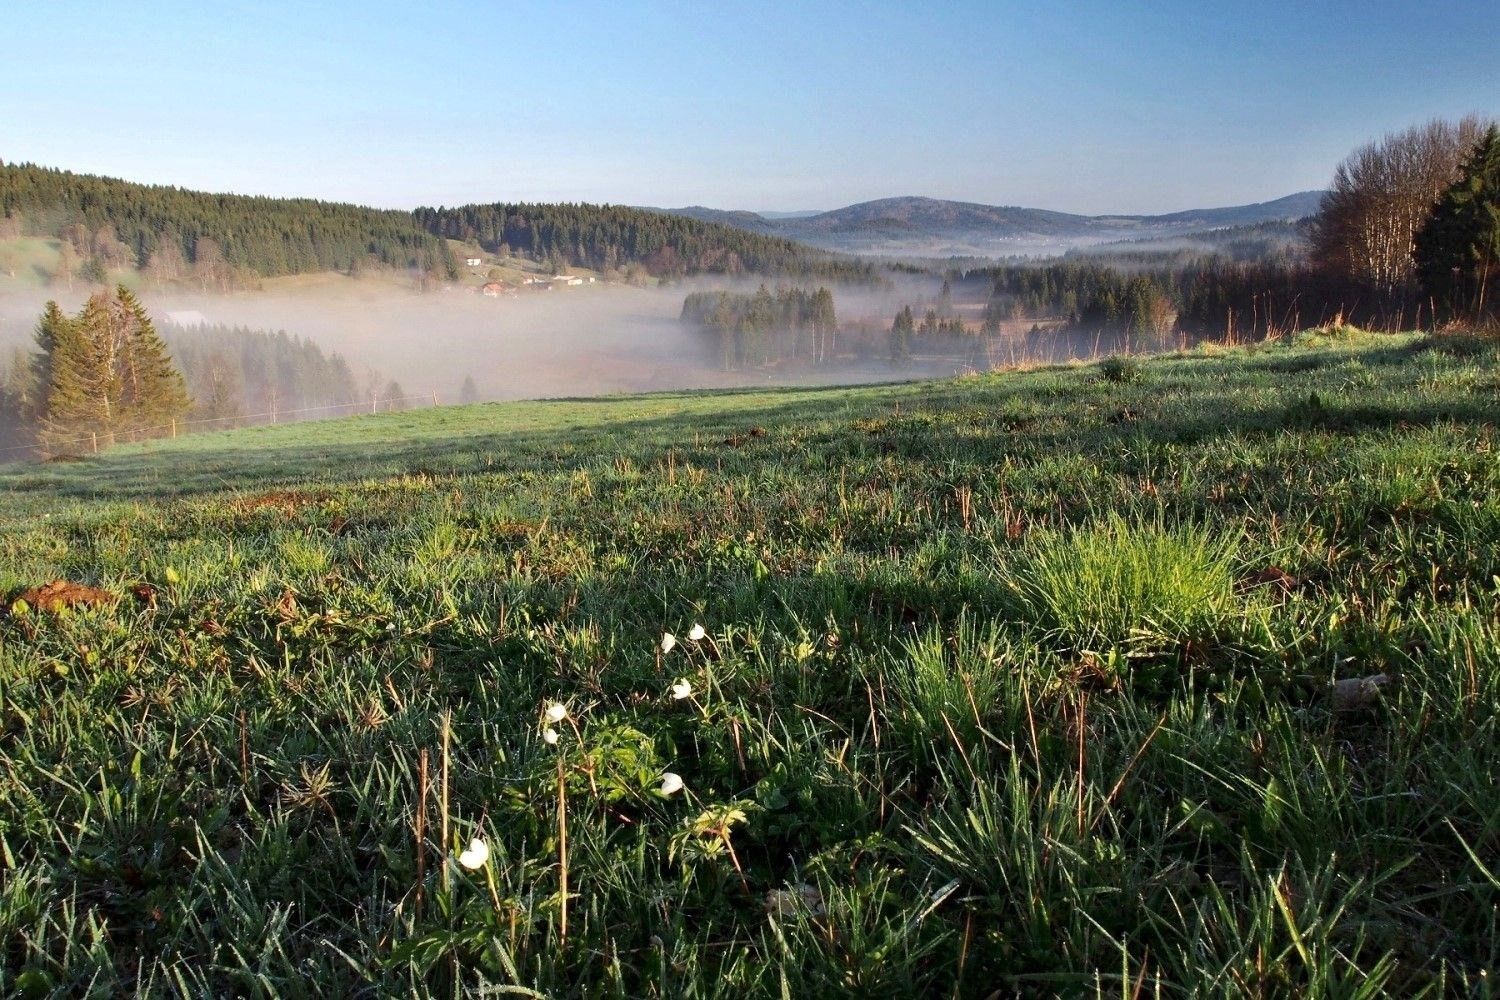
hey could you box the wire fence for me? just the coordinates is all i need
[0,390,446,463]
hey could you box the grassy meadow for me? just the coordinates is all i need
[0,330,1497,996]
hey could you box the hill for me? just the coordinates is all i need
[0,161,456,281]
[0,162,874,287]
[1,331,1496,994]
[413,201,873,282]
[659,191,1327,257]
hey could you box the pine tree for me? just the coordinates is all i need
[810,287,836,364]
[34,288,190,454]
[459,375,479,404]
[1415,125,1500,325]
[890,306,914,363]
[53,241,77,289]
[115,286,190,434]
[0,346,36,450]
[36,299,110,453]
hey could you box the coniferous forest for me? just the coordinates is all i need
[10,287,189,455]
[0,163,875,286]
[0,163,457,285]
[413,202,875,282]
[0,309,366,456]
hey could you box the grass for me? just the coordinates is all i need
[1002,514,1241,658]
[0,333,1497,995]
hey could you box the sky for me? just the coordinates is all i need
[4,0,1497,216]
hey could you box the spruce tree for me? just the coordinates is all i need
[810,287,836,364]
[115,286,189,434]
[36,299,110,453]
[34,288,190,454]
[890,306,914,362]
[1415,125,1500,325]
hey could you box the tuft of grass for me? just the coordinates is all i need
[1001,514,1240,655]
[1098,355,1143,383]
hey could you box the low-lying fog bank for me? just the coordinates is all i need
[0,274,967,408]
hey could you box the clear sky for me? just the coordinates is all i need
[4,0,1496,215]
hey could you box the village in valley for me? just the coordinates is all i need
[458,249,599,299]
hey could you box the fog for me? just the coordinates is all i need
[0,272,969,408]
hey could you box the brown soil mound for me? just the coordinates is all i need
[235,490,325,515]
[13,580,117,611]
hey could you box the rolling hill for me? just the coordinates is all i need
[657,190,1327,257]
[0,162,874,286]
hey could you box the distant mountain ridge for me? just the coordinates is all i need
[652,191,1326,257]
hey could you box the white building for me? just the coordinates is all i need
[465,257,483,267]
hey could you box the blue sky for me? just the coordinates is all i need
[4,0,1496,214]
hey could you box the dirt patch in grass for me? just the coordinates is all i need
[11,580,117,611]
[234,490,327,515]
[1240,566,1298,595]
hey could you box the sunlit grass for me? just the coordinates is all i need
[0,333,1496,995]
[1002,514,1240,655]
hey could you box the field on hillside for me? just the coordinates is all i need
[1,332,1497,996]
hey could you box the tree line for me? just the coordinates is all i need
[0,162,458,288]
[1,163,889,291]
[161,324,364,426]
[0,287,188,455]
[0,301,393,457]
[961,119,1499,350]
[416,203,877,283]
[1303,116,1497,329]
[681,285,838,369]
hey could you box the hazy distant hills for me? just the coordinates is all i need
[653,191,1326,257]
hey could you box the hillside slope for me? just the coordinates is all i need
[413,201,873,281]
[0,161,456,280]
[660,190,1326,256]
[0,162,870,285]
[1,333,1496,995]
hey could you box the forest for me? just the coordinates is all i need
[0,162,876,288]
[414,203,877,283]
[0,309,371,456]
[680,285,839,368]
[0,162,457,285]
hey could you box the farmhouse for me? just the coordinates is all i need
[480,282,508,297]
[553,275,585,286]
[465,257,483,267]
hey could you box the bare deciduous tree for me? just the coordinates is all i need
[1311,116,1490,292]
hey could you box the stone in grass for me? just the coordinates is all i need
[1331,673,1392,712]
[763,882,825,919]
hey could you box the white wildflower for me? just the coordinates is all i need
[545,702,568,723]
[659,772,684,796]
[688,623,707,642]
[660,632,678,655]
[457,837,489,870]
[669,679,692,700]
[543,727,560,745]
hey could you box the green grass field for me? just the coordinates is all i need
[1,331,1497,996]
